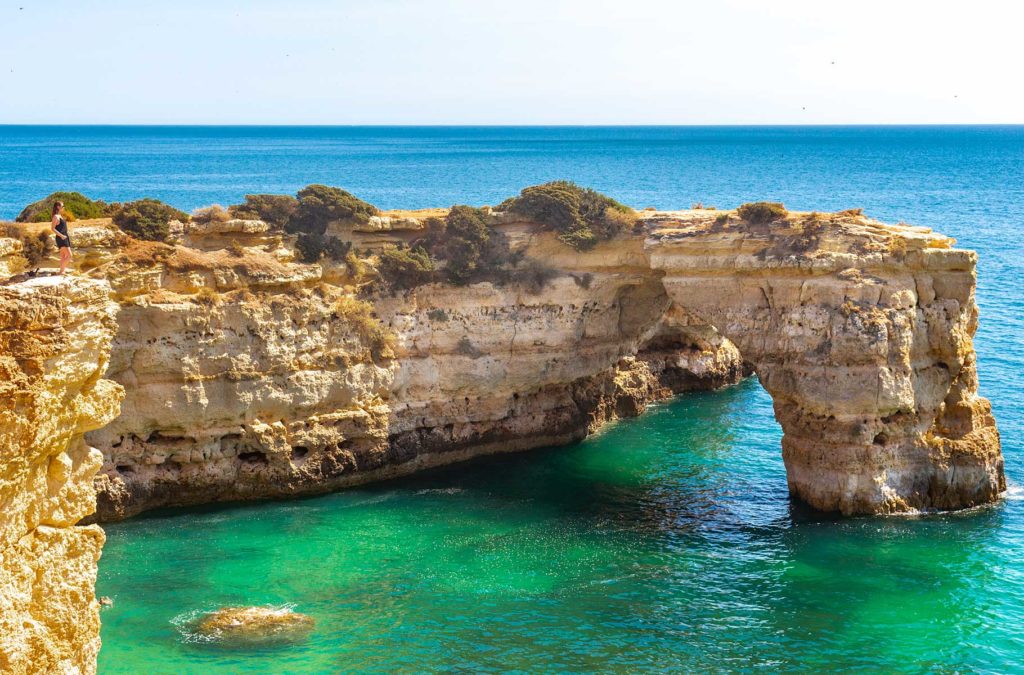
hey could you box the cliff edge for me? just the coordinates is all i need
[0,277,123,674]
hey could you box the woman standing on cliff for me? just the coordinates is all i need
[50,201,72,275]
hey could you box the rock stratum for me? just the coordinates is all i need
[0,207,1003,526]
[0,277,122,674]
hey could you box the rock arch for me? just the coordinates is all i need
[644,213,1004,514]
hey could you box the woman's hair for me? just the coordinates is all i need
[51,201,64,217]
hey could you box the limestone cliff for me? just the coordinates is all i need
[3,204,998,521]
[77,218,743,519]
[0,277,123,674]
[647,210,1003,513]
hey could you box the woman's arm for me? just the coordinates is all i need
[51,215,66,241]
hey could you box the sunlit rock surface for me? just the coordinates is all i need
[36,207,999,520]
[0,276,123,674]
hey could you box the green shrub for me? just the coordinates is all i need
[323,236,353,262]
[286,184,379,236]
[377,245,435,290]
[295,233,352,263]
[498,181,635,250]
[228,194,298,228]
[16,191,111,223]
[736,201,787,224]
[111,198,189,242]
[416,205,517,285]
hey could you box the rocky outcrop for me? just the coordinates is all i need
[647,210,1003,513]
[34,206,998,520]
[86,223,744,520]
[0,277,123,674]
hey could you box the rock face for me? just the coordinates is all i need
[0,277,123,674]
[85,223,745,520]
[647,211,1003,513]
[17,207,994,520]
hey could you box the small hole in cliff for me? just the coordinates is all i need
[874,432,889,446]
[116,465,134,473]
[291,446,309,460]
[238,451,268,464]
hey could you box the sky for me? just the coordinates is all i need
[1,0,1021,125]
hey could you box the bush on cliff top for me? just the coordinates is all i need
[295,232,352,264]
[420,205,516,285]
[112,198,189,242]
[16,191,112,223]
[497,181,637,250]
[228,194,298,228]
[286,184,379,236]
[736,201,788,224]
[376,245,436,290]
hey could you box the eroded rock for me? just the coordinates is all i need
[0,276,123,674]
[191,606,315,647]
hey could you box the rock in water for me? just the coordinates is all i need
[194,606,315,647]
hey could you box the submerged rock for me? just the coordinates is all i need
[193,606,315,647]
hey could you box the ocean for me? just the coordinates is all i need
[2,125,1021,672]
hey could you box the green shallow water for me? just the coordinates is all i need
[96,380,1024,673]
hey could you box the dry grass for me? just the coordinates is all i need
[333,295,395,360]
[836,208,864,218]
[121,239,294,279]
[191,205,232,224]
[380,208,449,219]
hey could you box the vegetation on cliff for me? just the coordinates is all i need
[112,198,190,241]
[498,181,637,250]
[332,295,395,361]
[287,185,379,236]
[16,191,112,222]
[295,232,353,264]
[229,194,299,228]
[191,205,232,224]
[736,201,788,224]
[377,245,436,289]
[1,223,54,269]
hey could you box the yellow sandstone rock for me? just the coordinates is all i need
[76,207,1002,519]
[0,276,123,674]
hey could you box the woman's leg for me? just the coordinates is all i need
[59,248,70,275]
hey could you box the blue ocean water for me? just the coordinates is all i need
[2,126,1022,671]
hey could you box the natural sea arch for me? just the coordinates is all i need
[642,216,1003,515]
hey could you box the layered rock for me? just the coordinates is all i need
[646,210,1003,513]
[0,277,123,674]
[87,223,744,520]
[44,206,1000,519]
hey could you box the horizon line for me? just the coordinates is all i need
[2,122,1024,128]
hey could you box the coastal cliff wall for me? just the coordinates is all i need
[647,212,1003,513]
[0,277,123,674]
[78,222,743,519]
[2,204,999,522]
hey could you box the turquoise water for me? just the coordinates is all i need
[2,126,1021,671]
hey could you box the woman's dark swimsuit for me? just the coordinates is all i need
[55,216,71,249]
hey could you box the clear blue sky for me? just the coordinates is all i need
[1,0,1019,124]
